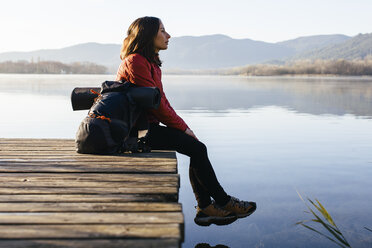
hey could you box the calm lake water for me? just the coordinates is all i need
[1,74,372,247]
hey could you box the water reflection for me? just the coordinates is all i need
[163,76,372,118]
[1,74,372,117]
[195,243,230,248]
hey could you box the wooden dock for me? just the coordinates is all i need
[0,138,184,248]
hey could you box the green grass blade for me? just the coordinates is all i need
[308,198,336,227]
[300,223,348,248]
[306,206,350,246]
[296,219,318,225]
[311,219,343,235]
[313,199,350,240]
[306,200,336,230]
[316,199,336,227]
[297,190,305,202]
[296,192,351,247]
[297,219,342,238]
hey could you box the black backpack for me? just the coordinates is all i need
[72,80,160,154]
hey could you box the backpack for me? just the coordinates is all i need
[72,80,160,154]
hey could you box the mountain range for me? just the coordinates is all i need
[0,33,371,73]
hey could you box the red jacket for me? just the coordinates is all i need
[116,53,189,131]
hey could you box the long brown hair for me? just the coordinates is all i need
[120,16,161,66]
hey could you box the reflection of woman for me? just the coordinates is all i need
[116,16,256,226]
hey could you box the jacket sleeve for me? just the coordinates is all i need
[121,55,189,131]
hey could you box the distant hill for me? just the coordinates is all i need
[293,33,372,60]
[0,33,371,72]
[277,34,350,53]
[0,60,107,74]
[161,34,293,69]
[0,43,121,73]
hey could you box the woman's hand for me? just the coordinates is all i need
[185,128,198,140]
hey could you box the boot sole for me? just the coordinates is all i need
[194,215,237,226]
[236,206,257,218]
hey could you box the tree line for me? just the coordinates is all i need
[236,57,372,76]
[165,57,372,76]
[0,60,108,74]
[2,58,372,76]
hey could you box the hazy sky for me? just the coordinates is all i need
[1,0,371,53]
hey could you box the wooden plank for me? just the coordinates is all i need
[0,194,177,202]
[0,164,176,173]
[0,159,175,165]
[0,224,181,239]
[0,180,178,188]
[0,152,176,159]
[0,163,176,174]
[0,159,177,164]
[0,212,184,224]
[0,138,74,144]
[0,144,74,148]
[0,150,88,156]
[0,161,175,166]
[0,172,178,181]
[0,202,182,212]
[0,155,175,162]
[0,187,177,194]
[0,140,74,146]
[0,239,179,248]
[0,155,176,160]
[0,138,73,141]
[0,239,180,248]
[0,151,176,158]
[0,155,174,159]
[0,147,75,151]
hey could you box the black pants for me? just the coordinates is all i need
[147,124,230,208]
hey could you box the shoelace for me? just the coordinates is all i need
[230,196,251,209]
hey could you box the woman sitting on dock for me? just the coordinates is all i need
[115,16,256,226]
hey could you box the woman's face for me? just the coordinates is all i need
[154,21,171,53]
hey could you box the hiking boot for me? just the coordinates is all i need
[194,202,237,226]
[220,196,256,218]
